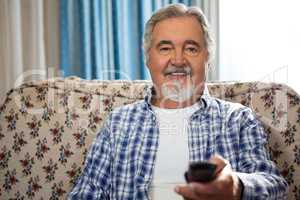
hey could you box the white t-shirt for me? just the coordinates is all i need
[149,103,199,200]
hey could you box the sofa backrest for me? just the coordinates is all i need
[0,77,299,200]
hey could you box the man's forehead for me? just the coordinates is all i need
[156,39,201,47]
[151,16,205,44]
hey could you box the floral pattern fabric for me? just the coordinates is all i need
[0,77,299,200]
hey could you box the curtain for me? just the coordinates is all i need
[0,0,60,103]
[60,0,196,80]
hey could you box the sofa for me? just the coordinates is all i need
[0,76,299,200]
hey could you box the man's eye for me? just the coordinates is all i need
[159,47,172,54]
[185,47,199,55]
[160,47,171,51]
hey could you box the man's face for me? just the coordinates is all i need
[147,16,209,106]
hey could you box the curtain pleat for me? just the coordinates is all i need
[0,0,60,103]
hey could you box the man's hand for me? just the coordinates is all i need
[175,155,243,200]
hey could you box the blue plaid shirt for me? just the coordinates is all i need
[68,92,288,200]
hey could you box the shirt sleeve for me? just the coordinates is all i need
[235,107,288,200]
[67,118,112,200]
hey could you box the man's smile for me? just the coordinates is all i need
[166,73,191,81]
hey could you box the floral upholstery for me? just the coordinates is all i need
[0,76,299,200]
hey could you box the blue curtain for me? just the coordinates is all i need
[60,0,193,80]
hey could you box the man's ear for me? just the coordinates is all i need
[204,48,209,63]
[204,62,210,82]
[145,58,149,69]
[206,62,210,71]
[144,51,150,68]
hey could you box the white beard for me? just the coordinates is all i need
[161,79,195,103]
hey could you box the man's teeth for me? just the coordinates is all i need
[170,72,186,75]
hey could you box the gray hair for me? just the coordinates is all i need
[143,3,214,63]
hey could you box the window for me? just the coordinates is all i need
[219,0,300,93]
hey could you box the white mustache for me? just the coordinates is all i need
[163,64,192,76]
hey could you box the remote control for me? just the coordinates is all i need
[184,161,217,183]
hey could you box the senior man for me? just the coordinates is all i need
[68,3,288,200]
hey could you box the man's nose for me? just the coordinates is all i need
[170,49,186,66]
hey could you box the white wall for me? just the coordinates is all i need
[219,0,300,93]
